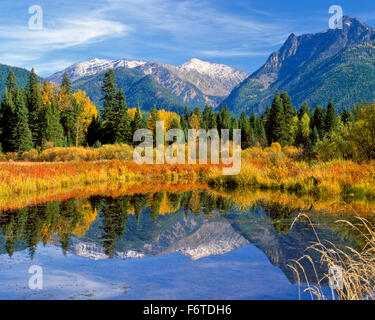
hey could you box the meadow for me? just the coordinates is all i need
[1,142,375,207]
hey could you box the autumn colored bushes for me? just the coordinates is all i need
[19,144,133,161]
[208,143,375,201]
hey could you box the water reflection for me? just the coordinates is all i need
[0,189,370,286]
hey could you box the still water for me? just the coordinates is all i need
[0,189,367,300]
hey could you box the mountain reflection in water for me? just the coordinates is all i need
[0,189,371,300]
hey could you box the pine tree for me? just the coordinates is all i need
[6,70,17,97]
[203,105,213,130]
[170,117,181,130]
[217,105,231,132]
[148,105,160,134]
[265,91,287,145]
[131,105,143,138]
[86,115,102,146]
[27,68,43,147]
[312,105,325,139]
[41,101,65,147]
[61,72,72,94]
[299,102,309,120]
[115,89,131,144]
[0,89,16,152]
[61,100,81,146]
[325,100,336,134]
[230,117,239,140]
[240,112,254,149]
[311,126,320,146]
[12,90,33,153]
[101,69,119,143]
[183,106,190,122]
[281,92,295,145]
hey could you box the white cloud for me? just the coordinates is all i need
[0,18,128,50]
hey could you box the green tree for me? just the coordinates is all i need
[101,69,119,143]
[6,70,17,97]
[312,105,325,139]
[281,92,295,145]
[12,90,33,152]
[61,72,72,94]
[86,115,102,146]
[115,89,132,144]
[240,112,255,149]
[0,89,16,152]
[27,68,43,147]
[41,101,65,147]
[325,100,336,134]
[265,91,288,145]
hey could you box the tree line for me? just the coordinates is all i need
[0,68,373,162]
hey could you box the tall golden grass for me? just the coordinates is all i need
[208,144,375,201]
[289,213,375,300]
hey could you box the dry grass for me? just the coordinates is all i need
[208,144,375,200]
[289,213,375,300]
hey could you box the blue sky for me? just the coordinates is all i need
[0,0,375,76]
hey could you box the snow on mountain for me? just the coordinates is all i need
[46,58,147,83]
[180,58,247,81]
[47,57,248,99]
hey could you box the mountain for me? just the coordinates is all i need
[224,16,375,114]
[47,58,248,111]
[0,64,34,98]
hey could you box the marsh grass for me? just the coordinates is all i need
[289,212,375,300]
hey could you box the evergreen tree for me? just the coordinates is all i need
[27,68,43,146]
[115,89,131,144]
[249,109,256,128]
[0,89,16,152]
[311,126,320,146]
[182,106,190,122]
[86,115,102,146]
[265,91,288,145]
[6,70,17,97]
[148,105,160,134]
[325,100,336,134]
[41,102,65,147]
[217,105,231,133]
[12,90,33,152]
[281,92,295,145]
[101,69,119,143]
[61,72,72,94]
[299,102,309,120]
[170,117,181,130]
[131,105,143,138]
[312,105,325,139]
[240,112,254,149]
[203,105,213,130]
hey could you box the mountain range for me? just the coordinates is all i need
[1,16,375,114]
[47,57,249,112]
[224,16,375,114]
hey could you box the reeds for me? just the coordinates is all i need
[289,213,375,300]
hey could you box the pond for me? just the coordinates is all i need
[0,188,370,300]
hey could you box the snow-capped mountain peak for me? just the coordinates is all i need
[47,58,147,83]
[179,58,247,79]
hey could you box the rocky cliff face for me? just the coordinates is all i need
[224,16,375,113]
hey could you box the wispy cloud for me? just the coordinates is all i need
[0,18,128,50]
[0,0,296,74]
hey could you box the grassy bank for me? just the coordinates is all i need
[1,143,375,206]
[208,144,375,201]
[0,160,217,200]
